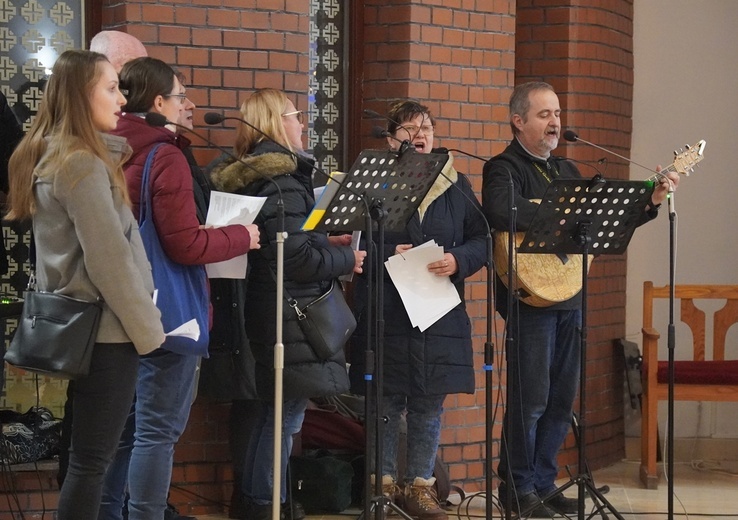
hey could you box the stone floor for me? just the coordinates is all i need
[197,459,738,519]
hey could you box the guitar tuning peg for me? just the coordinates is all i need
[685,143,691,149]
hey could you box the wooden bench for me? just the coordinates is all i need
[640,282,738,488]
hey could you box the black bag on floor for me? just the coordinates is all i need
[0,407,62,464]
[289,451,354,513]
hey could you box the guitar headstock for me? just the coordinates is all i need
[672,139,706,176]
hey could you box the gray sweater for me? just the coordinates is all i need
[31,134,164,354]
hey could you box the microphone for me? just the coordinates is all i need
[144,112,172,128]
[363,109,404,133]
[371,125,412,156]
[144,112,285,229]
[362,109,385,121]
[560,155,606,191]
[203,112,225,125]
[434,147,489,163]
[563,129,660,177]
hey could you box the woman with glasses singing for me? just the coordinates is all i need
[99,57,260,520]
[209,88,366,520]
[349,100,488,520]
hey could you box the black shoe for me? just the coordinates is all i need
[502,491,555,518]
[248,504,273,520]
[164,502,196,520]
[544,494,578,515]
[281,500,306,520]
[243,501,306,520]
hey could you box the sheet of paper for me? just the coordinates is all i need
[205,191,266,279]
[339,231,362,283]
[165,318,200,341]
[385,240,461,332]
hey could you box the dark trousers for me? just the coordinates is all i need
[57,342,138,520]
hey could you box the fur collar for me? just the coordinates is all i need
[210,150,297,194]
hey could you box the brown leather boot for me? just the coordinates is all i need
[403,477,448,520]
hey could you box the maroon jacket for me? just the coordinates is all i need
[112,113,251,265]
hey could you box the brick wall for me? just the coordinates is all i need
[0,0,640,516]
[99,0,311,169]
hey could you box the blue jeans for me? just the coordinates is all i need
[98,350,199,520]
[57,343,138,520]
[498,307,581,499]
[381,394,445,484]
[242,398,308,506]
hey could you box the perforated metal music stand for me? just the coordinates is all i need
[516,177,654,520]
[304,147,448,520]
[303,148,449,232]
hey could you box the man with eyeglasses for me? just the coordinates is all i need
[349,100,487,520]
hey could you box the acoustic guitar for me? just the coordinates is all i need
[494,140,706,307]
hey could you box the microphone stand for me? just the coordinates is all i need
[504,172,515,520]
[666,191,676,520]
[442,148,498,519]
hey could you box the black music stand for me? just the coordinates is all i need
[515,177,654,520]
[303,147,449,520]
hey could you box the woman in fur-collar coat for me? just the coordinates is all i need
[209,88,365,519]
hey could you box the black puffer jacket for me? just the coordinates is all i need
[210,142,355,400]
[349,153,488,396]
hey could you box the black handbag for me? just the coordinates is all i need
[289,451,355,513]
[4,238,103,380]
[285,279,356,360]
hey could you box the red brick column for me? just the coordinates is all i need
[516,0,635,473]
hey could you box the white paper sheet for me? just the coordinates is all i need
[205,191,266,279]
[165,318,201,341]
[339,231,362,282]
[384,240,461,332]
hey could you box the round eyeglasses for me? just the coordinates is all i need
[282,110,304,124]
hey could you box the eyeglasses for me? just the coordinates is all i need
[164,93,188,105]
[282,110,304,124]
[398,124,435,135]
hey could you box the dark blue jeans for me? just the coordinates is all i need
[498,307,581,499]
[242,398,308,506]
[57,343,138,520]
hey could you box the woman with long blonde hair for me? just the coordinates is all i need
[6,50,165,520]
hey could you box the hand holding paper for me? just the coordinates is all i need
[205,191,266,279]
[384,240,461,332]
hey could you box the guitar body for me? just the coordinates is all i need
[493,231,593,307]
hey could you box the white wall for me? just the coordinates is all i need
[627,0,738,449]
